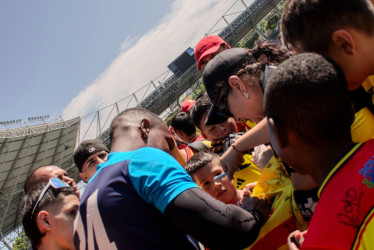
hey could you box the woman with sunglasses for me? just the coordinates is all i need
[203,42,296,170]
[21,178,79,250]
[202,42,320,249]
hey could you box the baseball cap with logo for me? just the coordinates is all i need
[74,139,109,172]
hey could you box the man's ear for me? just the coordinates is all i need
[228,75,246,92]
[331,30,355,56]
[79,172,89,183]
[169,126,176,136]
[37,211,52,233]
[140,119,151,140]
[268,118,288,149]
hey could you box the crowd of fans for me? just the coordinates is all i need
[19,0,374,249]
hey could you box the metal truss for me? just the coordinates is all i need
[0,118,81,139]
[96,0,282,148]
[138,0,282,117]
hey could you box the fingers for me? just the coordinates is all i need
[287,230,304,250]
[245,182,257,191]
[62,176,81,198]
[220,147,245,181]
[242,187,252,196]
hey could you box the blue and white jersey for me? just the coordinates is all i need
[74,147,199,250]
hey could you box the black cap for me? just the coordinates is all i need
[203,48,256,125]
[74,139,109,172]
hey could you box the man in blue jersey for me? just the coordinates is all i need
[74,107,270,250]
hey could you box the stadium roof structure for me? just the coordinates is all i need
[0,117,80,237]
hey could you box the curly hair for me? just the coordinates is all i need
[234,41,294,79]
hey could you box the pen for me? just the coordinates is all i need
[213,172,228,182]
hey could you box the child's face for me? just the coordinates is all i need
[199,112,237,141]
[193,159,237,204]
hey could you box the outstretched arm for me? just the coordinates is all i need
[220,118,270,180]
[165,187,271,250]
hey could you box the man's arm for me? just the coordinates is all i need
[165,188,270,250]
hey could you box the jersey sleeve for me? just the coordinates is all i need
[128,147,198,213]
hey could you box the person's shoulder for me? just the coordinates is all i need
[135,147,168,155]
[132,147,176,161]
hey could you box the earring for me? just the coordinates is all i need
[242,91,250,99]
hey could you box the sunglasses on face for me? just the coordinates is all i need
[205,86,233,126]
[31,177,70,218]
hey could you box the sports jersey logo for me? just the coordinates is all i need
[74,189,117,249]
[359,155,374,188]
[88,146,96,154]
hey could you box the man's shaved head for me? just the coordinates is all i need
[109,108,175,154]
[24,165,68,193]
[24,165,80,197]
[109,108,168,143]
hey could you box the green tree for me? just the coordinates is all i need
[243,32,260,49]
[264,14,280,33]
[12,231,31,250]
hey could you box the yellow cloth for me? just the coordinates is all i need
[233,154,261,189]
[247,156,308,250]
[351,76,374,142]
[244,120,257,129]
[351,107,374,142]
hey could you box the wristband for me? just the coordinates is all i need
[231,143,247,154]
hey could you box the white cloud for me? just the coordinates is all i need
[62,0,251,140]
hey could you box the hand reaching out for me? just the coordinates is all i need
[287,230,307,250]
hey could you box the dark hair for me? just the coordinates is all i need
[264,53,353,145]
[235,41,294,79]
[190,94,213,130]
[185,150,220,176]
[21,183,77,249]
[109,107,168,143]
[281,0,374,54]
[170,112,196,136]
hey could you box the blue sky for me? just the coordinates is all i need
[0,0,176,122]
[0,0,249,137]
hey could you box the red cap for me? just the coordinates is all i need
[181,99,196,112]
[194,35,228,70]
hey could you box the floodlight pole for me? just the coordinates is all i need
[240,0,248,8]
[115,103,120,115]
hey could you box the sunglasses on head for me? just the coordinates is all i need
[260,65,277,91]
[31,177,70,218]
